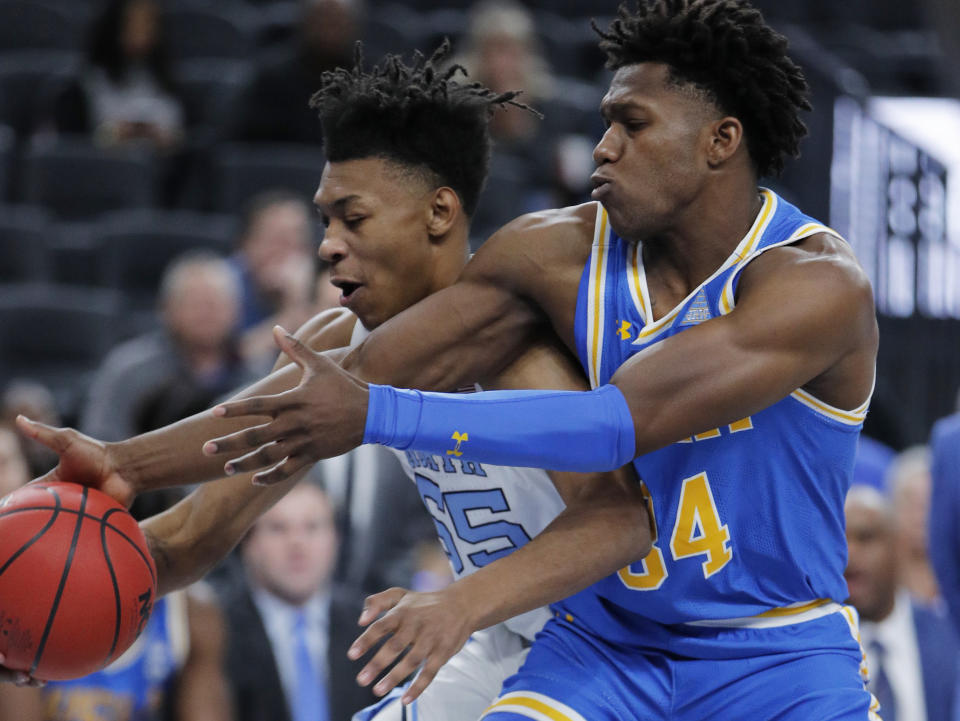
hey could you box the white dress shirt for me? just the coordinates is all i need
[250,588,331,712]
[860,590,927,721]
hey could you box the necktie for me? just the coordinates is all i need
[292,611,329,721]
[868,639,897,721]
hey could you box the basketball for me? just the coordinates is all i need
[0,481,157,681]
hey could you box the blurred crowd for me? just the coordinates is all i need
[0,0,959,719]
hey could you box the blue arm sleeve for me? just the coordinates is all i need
[363,384,636,472]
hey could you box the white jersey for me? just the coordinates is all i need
[350,321,566,641]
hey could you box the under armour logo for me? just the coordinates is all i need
[616,320,632,340]
[447,431,469,456]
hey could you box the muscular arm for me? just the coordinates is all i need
[351,236,877,472]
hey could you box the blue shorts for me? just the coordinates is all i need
[481,607,880,721]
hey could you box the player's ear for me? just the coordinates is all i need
[706,116,744,168]
[426,186,461,239]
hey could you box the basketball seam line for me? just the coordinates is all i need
[31,487,88,676]
[0,505,156,585]
[100,508,124,662]
[0,493,61,578]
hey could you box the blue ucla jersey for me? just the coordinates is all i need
[567,189,869,628]
[42,593,188,721]
[350,321,566,640]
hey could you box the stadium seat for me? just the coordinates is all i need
[92,208,235,308]
[0,124,13,201]
[0,204,52,282]
[175,59,252,132]
[0,51,80,138]
[0,1,83,53]
[212,142,326,213]
[162,4,258,61]
[22,136,156,219]
[0,282,123,417]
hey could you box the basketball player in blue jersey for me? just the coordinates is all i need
[7,43,652,717]
[185,1,880,719]
[14,1,880,718]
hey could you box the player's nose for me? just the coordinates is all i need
[593,126,621,165]
[319,229,348,264]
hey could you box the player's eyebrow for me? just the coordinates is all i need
[315,194,363,214]
[600,99,650,120]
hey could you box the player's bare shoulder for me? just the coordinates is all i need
[464,203,599,287]
[462,203,600,342]
[296,307,357,353]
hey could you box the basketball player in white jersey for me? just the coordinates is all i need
[9,43,652,718]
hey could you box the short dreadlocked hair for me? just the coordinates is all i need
[309,41,532,217]
[595,0,811,177]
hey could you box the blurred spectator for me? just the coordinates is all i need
[218,480,377,721]
[452,1,597,239]
[0,380,62,476]
[228,191,324,370]
[887,446,940,603]
[81,252,256,441]
[0,423,31,497]
[852,434,897,492]
[55,0,185,152]
[930,411,960,638]
[455,0,556,155]
[845,485,960,721]
[231,0,359,144]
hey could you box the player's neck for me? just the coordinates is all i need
[642,178,763,294]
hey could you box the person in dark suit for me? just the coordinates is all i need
[845,483,960,721]
[930,411,960,640]
[219,480,377,721]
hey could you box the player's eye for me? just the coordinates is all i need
[345,216,366,229]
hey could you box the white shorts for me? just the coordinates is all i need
[353,622,532,721]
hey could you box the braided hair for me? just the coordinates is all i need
[595,0,811,177]
[310,41,535,216]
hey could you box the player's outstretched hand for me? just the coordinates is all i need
[203,326,369,485]
[0,653,44,687]
[348,586,475,705]
[14,416,136,509]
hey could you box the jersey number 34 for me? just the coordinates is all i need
[619,472,732,591]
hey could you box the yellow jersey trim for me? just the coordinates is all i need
[587,205,610,389]
[685,599,843,628]
[627,241,648,323]
[790,388,868,426]
[481,692,588,721]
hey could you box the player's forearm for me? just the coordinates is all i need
[447,490,652,632]
[112,362,303,493]
[142,470,305,596]
[364,384,637,472]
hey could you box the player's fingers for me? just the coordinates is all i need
[209,387,297,422]
[251,454,312,486]
[349,599,407,660]
[373,645,427,698]
[222,439,299,476]
[358,588,406,627]
[15,415,72,454]
[355,628,412,688]
[273,326,324,371]
[402,657,444,705]
[203,420,281,457]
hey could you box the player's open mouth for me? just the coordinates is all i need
[332,280,363,305]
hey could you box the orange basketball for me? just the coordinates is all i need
[0,481,157,681]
